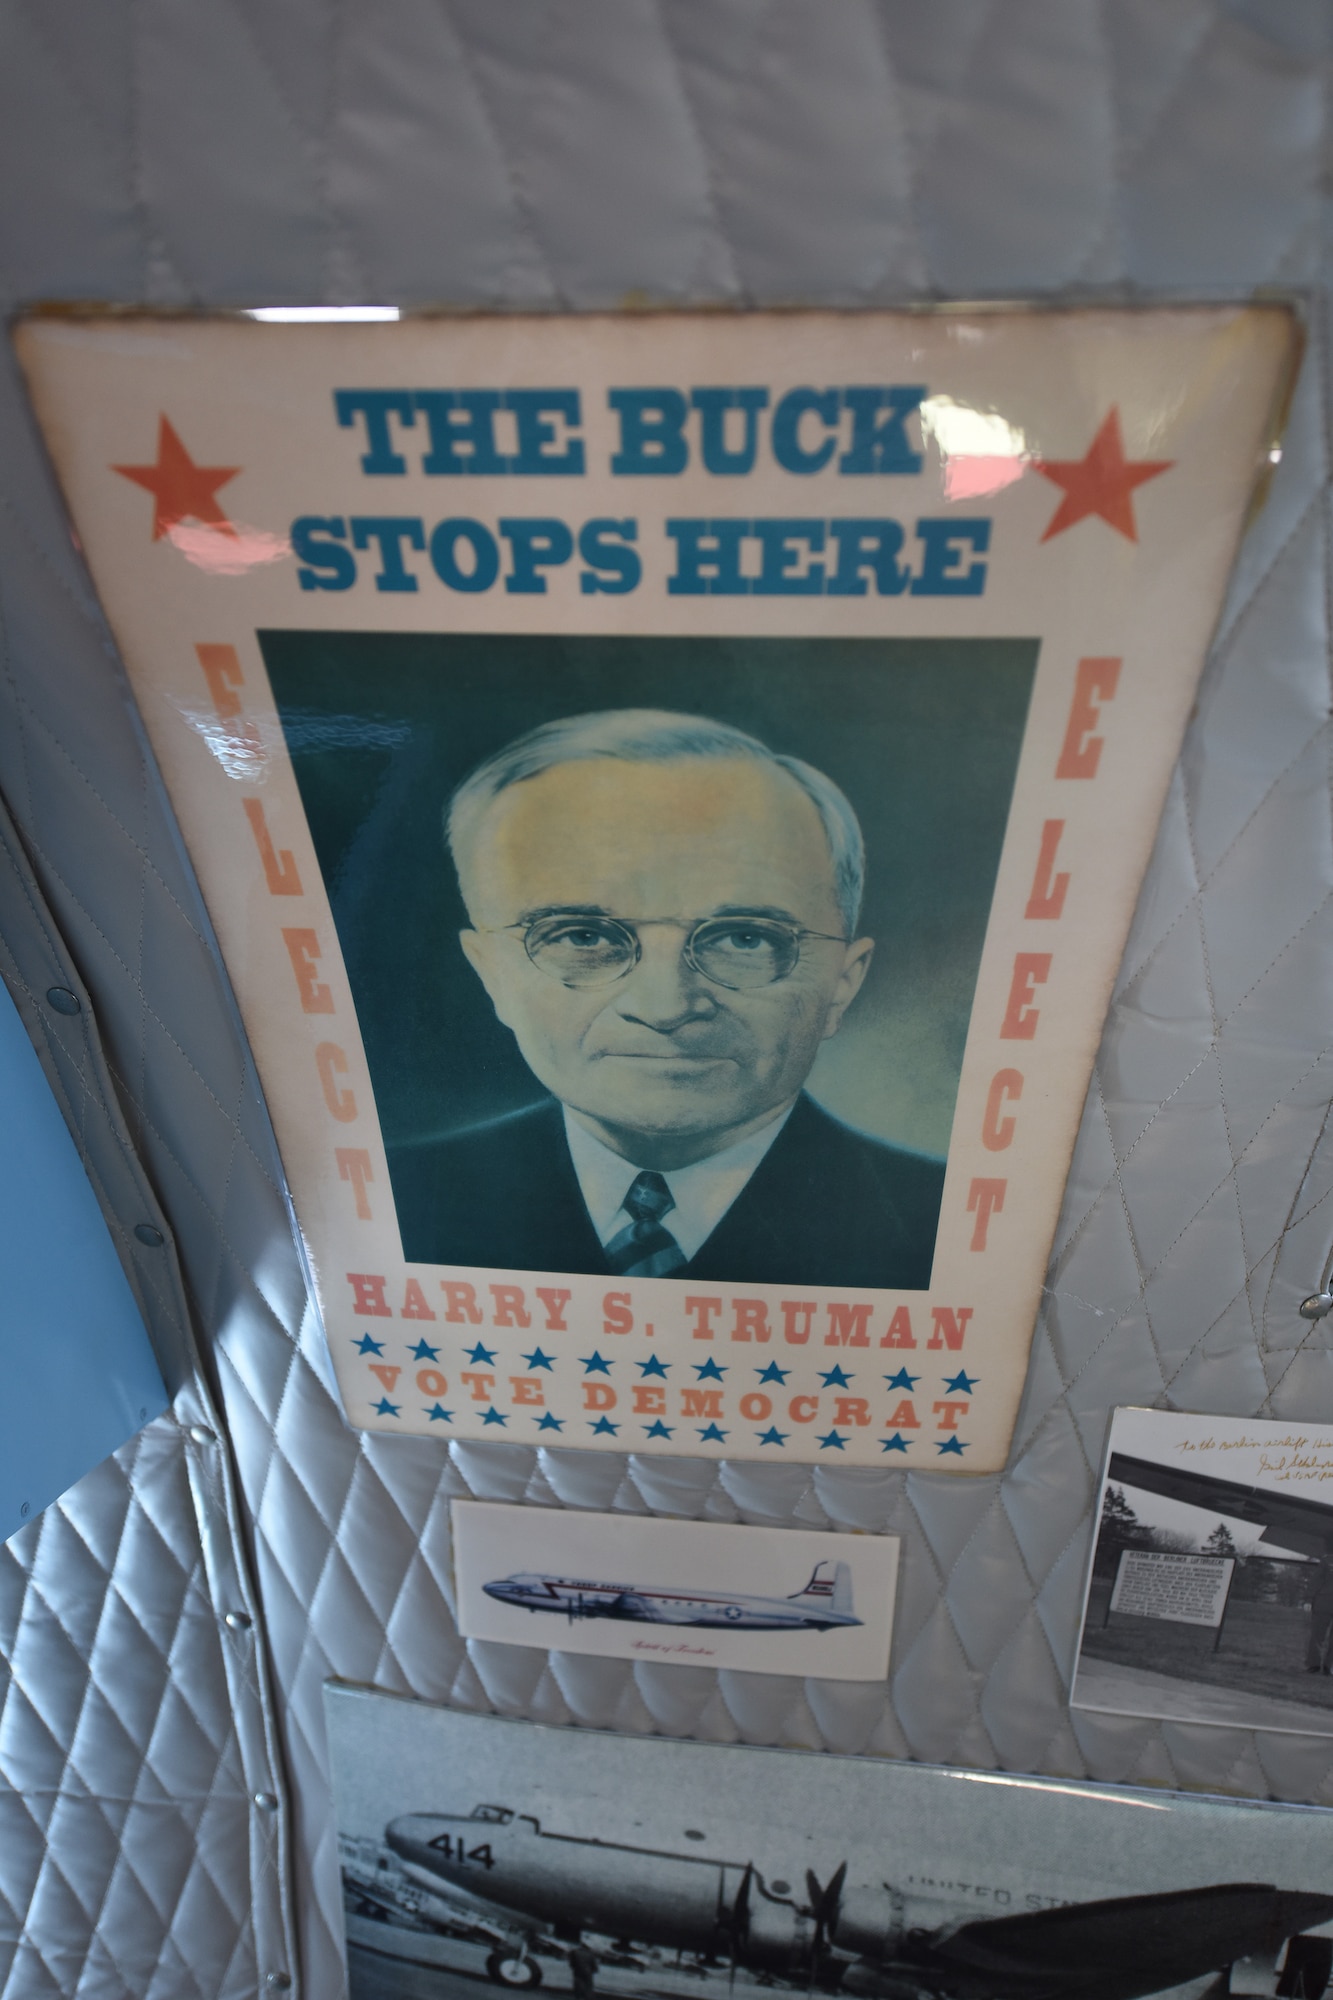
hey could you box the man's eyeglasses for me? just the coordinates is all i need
[489,912,849,991]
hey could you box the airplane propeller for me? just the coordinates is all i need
[805,1862,848,1979]
[725,1863,753,1990]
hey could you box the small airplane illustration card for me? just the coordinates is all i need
[451,1500,898,1680]
[1073,1406,1333,1737]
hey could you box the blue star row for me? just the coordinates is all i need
[354,1331,976,1455]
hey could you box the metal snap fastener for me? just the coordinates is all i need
[189,1426,216,1445]
[224,1611,252,1631]
[253,1792,278,1812]
[45,986,81,1016]
[134,1223,165,1247]
[265,1976,292,1991]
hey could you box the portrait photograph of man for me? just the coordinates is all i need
[260,632,1038,1293]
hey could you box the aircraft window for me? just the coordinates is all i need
[470,1806,514,1823]
[685,1830,705,1841]
[770,1880,791,1896]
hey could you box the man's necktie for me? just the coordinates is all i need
[605,1170,687,1278]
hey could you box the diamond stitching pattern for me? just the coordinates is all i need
[0,7,1330,1998]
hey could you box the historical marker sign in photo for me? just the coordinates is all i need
[1109,1549,1234,1631]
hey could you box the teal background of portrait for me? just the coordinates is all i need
[259,632,1037,1190]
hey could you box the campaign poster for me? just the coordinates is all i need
[14,307,1296,1469]
[325,1685,1333,2000]
[1074,1406,1333,1737]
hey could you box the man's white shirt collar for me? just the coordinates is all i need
[562,1104,795,1262]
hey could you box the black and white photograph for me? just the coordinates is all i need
[1073,1408,1333,1736]
[327,1685,1333,2000]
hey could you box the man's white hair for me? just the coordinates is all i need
[447,708,865,932]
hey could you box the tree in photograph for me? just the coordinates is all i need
[1275,1559,1314,1607]
[1233,1554,1304,1604]
[1202,1522,1238,1558]
[1096,1485,1154,1573]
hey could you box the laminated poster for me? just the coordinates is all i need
[1074,1406,1333,1737]
[325,1686,1333,2000]
[15,306,1296,1470]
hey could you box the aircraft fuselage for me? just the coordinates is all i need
[481,1571,859,1630]
[386,1809,825,1967]
[383,1804,1333,2000]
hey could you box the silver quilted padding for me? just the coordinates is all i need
[1,1437,263,2000]
[1,5,1333,1998]
[0,801,295,1996]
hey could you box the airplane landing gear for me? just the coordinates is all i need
[1278,1937,1333,2000]
[487,1951,543,1987]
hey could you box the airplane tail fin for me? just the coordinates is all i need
[788,1560,856,1617]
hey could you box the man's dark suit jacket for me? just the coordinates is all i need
[393,1092,944,1291]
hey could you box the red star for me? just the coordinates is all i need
[1033,408,1172,543]
[112,417,239,540]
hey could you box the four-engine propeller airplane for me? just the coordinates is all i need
[385,1800,1333,2000]
[482,1559,862,1631]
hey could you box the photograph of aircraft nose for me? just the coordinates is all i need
[327,1687,1333,2000]
[481,1560,862,1631]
